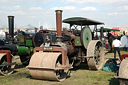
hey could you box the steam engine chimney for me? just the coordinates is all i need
[8,16,14,38]
[55,10,63,41]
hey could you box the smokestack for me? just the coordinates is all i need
[55,10,63,39]
[8,16,14,38]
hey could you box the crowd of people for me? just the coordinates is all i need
[101,36,122,60]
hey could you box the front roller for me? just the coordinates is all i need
[27,52,70,81]
[87,40,104,70]
[0,53,16,75]
[118,59,128,85]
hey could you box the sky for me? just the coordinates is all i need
[0,0,128,29]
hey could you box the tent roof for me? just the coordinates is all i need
[97,28,120,32]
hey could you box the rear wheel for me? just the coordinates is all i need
[87,40,104,70]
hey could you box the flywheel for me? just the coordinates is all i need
[81,27,92,49]
[33,32,44,47]
[87,40,104,70]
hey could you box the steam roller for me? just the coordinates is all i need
[27,10,105,81]
[0,16,35,76]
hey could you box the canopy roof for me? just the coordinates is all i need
[62,17,104,26]
[97,28,120,32]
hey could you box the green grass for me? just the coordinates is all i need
[0,51,127,85]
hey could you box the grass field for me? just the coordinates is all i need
[0,51,127,85]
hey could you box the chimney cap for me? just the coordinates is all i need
[8,16,14,18]
[55,10,63,13]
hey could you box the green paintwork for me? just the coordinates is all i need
[30,47,33,53]
[80,27,92,49]
[19,35,24,44]
[97,28,120,32]
[17,46,28,55]
[75,36,81,46]
[26,40,33,47]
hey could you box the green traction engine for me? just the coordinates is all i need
[0,16,34,75]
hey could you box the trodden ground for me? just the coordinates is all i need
[0,51,127,85]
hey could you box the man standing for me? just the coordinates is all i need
[101,37,106,48]
[112,36,121,59]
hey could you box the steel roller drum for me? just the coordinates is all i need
[81,27,92,49]
[119,59,128,79]
[33,32,44,47]
[28,52,69,81]
[119,59,128,84]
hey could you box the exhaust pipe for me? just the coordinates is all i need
[8,16,14,38]
[55,10,63,41]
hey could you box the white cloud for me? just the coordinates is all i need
[108,12,118,15]
[51,6,77,10]
[65,0,89,4]
[14,5,20,8]
[0,0,8,3]
[29,7,43,10]
[11,10,27,15]
[29,16,36,18]
[0,0,53,4]
[0,5,21,11]
[0,11,4,12]
[120,6,128,10]
[65,0,128,4]
[81,7,97,11]
[64,6,76,10]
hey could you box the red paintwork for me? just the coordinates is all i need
[110,27,120,36]
[121,54,128,61]
[0,50,11,63]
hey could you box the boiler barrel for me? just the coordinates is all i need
[17,46,29,55]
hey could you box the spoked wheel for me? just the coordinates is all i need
[28,52,69,81]
[20,54,31,66]
[55,55,69,81]
[87,40,104,70]
[0,54,16,75]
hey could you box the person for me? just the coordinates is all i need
[105,39,110,51]
[101,37,106,48]
[108,33,114,52]
[112,36,121,59]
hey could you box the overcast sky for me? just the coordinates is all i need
[0,0,128,29]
